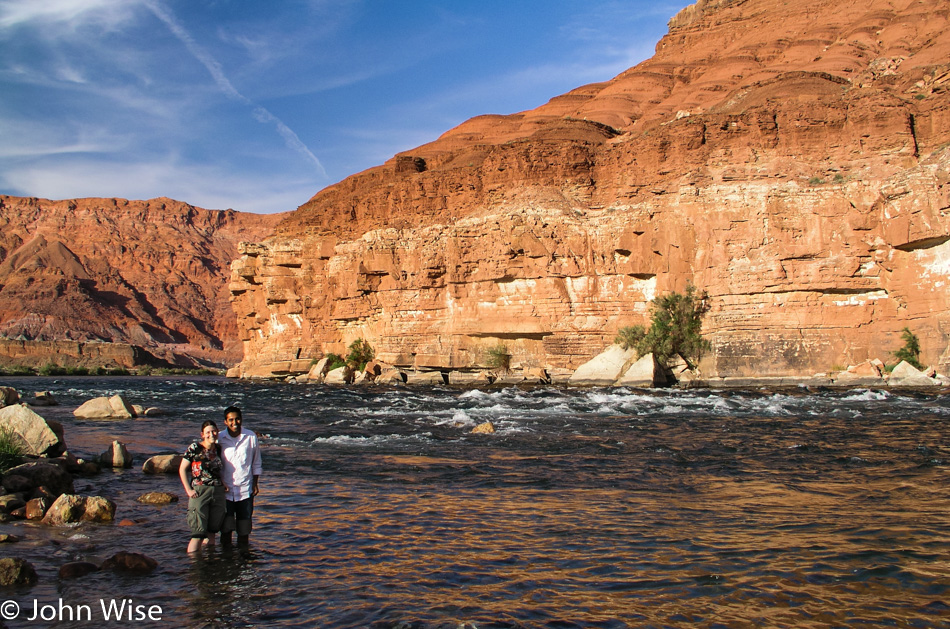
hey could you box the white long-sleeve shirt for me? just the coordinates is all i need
[219,428,262,501]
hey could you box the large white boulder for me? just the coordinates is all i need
[0,404,65,456]
[406,371,447,385]
[616,353,668,387]
[569,345,637,386]
[888,361,938,387]
[73,395,136,419]
[324,366,353,385]
[307,357,331,383]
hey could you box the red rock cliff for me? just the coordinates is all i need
[230,0,950,378]
[0,196,282,367]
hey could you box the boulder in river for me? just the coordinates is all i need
[142,454,182,474]
[58,561,100,580]
[4,461,74,497]
[136,491,178,505]
[100,551,157,575]
[42,494,117,526]
[74,394,136,419]
[0,403,66,457]
[99,440,133,468]
[0,557,37,586]
[568,344,637,386]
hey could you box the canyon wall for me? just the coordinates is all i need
[230,0,950,378]
[0,196,282,367]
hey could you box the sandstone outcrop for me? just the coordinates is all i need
[229,0,950,380]
[0,196,282,368]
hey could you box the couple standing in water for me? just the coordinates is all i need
[178,406,263,553]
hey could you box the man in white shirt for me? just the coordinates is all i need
[219,406,262,547]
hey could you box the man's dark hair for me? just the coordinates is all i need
[224,406,243,420]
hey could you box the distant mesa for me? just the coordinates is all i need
[0,196,283,370]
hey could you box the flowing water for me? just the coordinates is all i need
[0,377,948,628]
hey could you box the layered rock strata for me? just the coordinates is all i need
[0,196,282,367]
[230,0,950,378]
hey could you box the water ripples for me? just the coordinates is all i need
[0,377,948,627]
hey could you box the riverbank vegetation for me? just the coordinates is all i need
[0,364,223,377]
[891,327,922,370]
[346,339,375,371]
[615,284,711,368]
[486,343,511,370]
[0,427,25,471]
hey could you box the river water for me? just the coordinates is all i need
[0,377,948,628]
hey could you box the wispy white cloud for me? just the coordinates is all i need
[142,0,328,179]
[0,0,138,31]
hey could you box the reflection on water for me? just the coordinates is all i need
[0,377,947,628]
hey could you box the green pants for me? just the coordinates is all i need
[187,484,225,538]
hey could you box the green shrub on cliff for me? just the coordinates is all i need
[323,353,346,371]
[614,284,711,368]
[486,343,511,370]
[892,327,922,369]
[346,339,375,371]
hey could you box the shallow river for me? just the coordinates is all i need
[0,377,948,628]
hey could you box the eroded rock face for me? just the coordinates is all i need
[227,0,950,378]
[0,196,283,368]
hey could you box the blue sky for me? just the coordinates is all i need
[0,0,684,213]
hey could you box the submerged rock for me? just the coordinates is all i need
[58,561,100,580]
[0,557,37,586]
[100,552,157,575]
[471,421,496,434]
[136,491,178,505]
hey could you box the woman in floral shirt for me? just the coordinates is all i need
[178,420,227,553]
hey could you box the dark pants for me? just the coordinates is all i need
[222,497,254,537]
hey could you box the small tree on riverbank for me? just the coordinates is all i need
[615,284,711,368]
[892,327,922,369]
[346,339,375,371]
